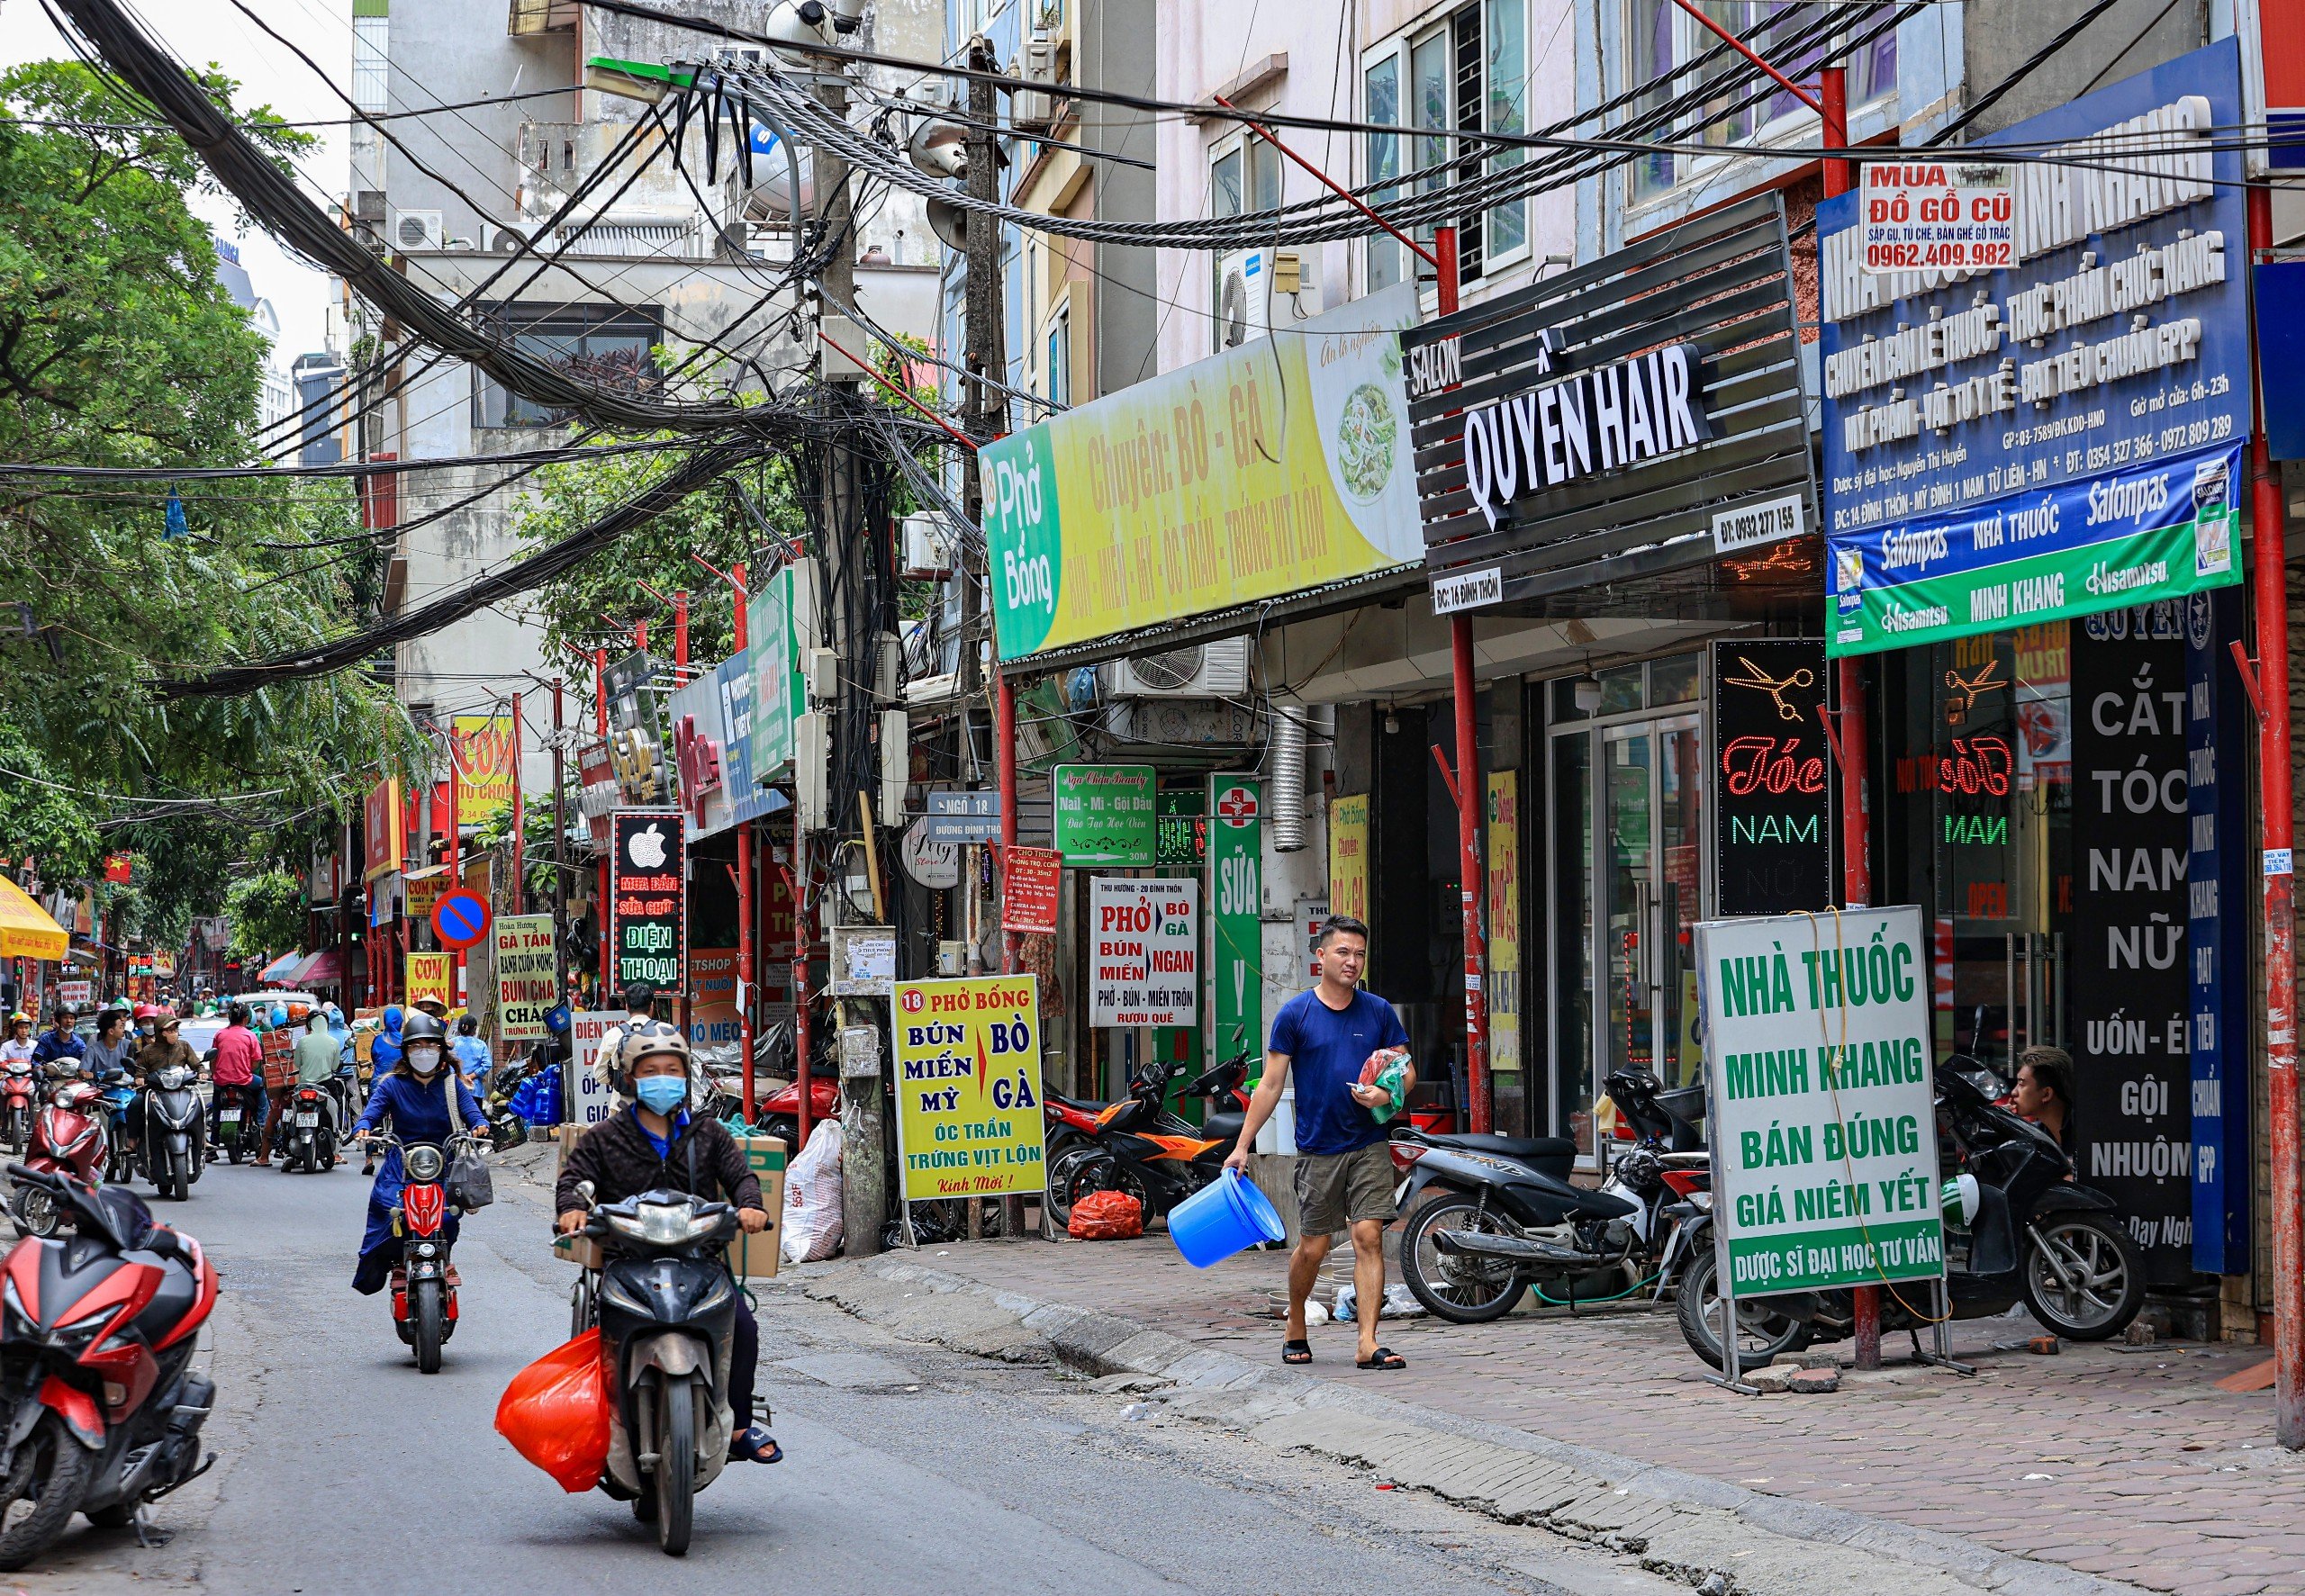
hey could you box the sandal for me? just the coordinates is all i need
[728,1423,783,1465]
[1282,1339,1313,1366]
[1356,1346,1407,1371]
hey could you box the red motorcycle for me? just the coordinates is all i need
[1,1063,35,1156]
[755,1073,837,1150]
[10,1084,107,1239]
[0,1168,217,1566]
[375,1133,470,1375]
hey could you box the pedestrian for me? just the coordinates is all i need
[592,982,659,1092]
[451,1014,493,1096]
[32,1004,84,1080]
[2012,1044,2077,1153]
[208,1002,265,1160]
[1225,915,1415,1371]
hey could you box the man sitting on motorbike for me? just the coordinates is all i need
[556,1024,781,1466]
[349,1012,491,1296]
[279,1011,343,1158]
[0,1014,32,1069]
[84,1008,137,1083]
[129,1014,200,1159]
[32,1004,84,1080]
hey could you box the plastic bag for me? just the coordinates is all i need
[495,1329,610,1492]
[781,1117,845,1264]
[1069,1189,1144,1240]
[1359,1047,1412,1124]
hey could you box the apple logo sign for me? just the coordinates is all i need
[628,823,668,869]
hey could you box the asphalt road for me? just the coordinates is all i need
[10,1152,1677,1596]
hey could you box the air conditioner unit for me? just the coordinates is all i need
[390,208,447,253]
[1099,699,1257,747]
[484,223,530,255]
[1215,248,1317,351]
[901,513,954,579]
[1106,636,1252,699]
[1013,36,1058,131]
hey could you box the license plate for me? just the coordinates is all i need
[295,1112,320,1127]
[220,1109,241,1124]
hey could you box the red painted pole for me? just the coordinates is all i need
[784,856,811,1150]
[2248,183,2303,1448]
[732,563,756,1122]
[511,691,526,916]
[447,738,463,1006]
[673,591,690,684]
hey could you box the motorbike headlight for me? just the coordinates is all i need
[413,1242,438,1258]
[602,1200,718,1248]
[402,1144,445,1183]
[1690,1191,1713,1210]
[2,1276,32,1338]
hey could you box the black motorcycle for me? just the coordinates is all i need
[135,1061,204,1203]
[1043,1053,1252,1228]
[573,1185,743,1557]
[1675,1054,2147,1368]
[278,1081,337,1173]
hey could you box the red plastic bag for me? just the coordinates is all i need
[495,1328,610,1492]
[1069,1190,1144,1240]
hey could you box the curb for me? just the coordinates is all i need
[791,1254,2152,1596]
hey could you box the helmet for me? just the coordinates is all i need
[400,1011,448,1075]
[269,1004,288,1028]
[611,1021,689,1096]
[132,1003,158,1022]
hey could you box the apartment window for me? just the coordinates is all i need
[1209,132,1282,350]
[1626,2,1896,203]
[472,303,661,428]
[1361,0,1533,293]
[1046,303,1071,408]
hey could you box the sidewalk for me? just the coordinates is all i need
[800,1232,2303,1596]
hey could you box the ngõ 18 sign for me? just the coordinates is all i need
[1860,160,2014,273]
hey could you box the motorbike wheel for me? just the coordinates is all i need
[225,1129,243,1167]
[0,1414,91,1570]
[2021,1213,2146,1340]
[1397,1193,1527,1322]
[654,1370,696,1556]
[1040,1147,1098,1230]
[5,1110,23,1157]
[1675,1249,1812,1371]
[9,1186,57,1240]
[569,1274,595,1338]
[411,1279,446,1375]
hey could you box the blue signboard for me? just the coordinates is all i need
[1818,40,2250,544]
[2186,584,2251,1275]
[713,654,782,831]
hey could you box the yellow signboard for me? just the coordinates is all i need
[1328,793,1369,924]
[451,714,517,822]
[405,951,453,1010]
[890,976,1047,1203]
[982,284,1423,658]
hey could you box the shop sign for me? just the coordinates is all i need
[1486,772,1522,1079]
[982,284,1422,660]
[2185,587,2251,1272]
[925,789,1001,844]
[403,867,448,931]
[493,914,556,1042]
[1051,765,1155,865]
[449,714,517,822]
[1156,788,1207,866]
[405,951,453,1012]
[1089,879,1198,1029]
[1825,441,2241,657]
[2071,609,2193,1284]
[1711,641,1834,916]
[603,649,659,734]
[688,948,739,1049]
[1406,194,1812,607]
[1327,794,1369,924]
[609,810,685,996]
[666,661,776,839]
[712,654,780,829]
[1001,846,1062,935]
[1696,906,1945,1299]
[1818,41,2250,539]
[576,742,616,847]
[363,778,402,881]
[57,979,91,1007]
[746,564,800,781]
[899,819,961,889]
[569,1009,620,1126]
[890,976,1047,1200]
[1208,775,1261,1060]
[1857,159,2015,274]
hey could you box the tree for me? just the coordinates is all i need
[223,867,305,962]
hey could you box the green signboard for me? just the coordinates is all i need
[1156,789,1207,866]
[1207,774,1261,1064]
[746,565,801,779]
[1051,764,1156,866]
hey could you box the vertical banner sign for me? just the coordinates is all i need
[890,976,1047,1201]
[492,915,556,1041]
[450,714,517,822]
[1696,906,1945,1297]
[363,779,402,881]
[610,810,687,996]
[1001,846,1062,935]
[1089,879,1199,1027]
[1486,771,1522,1082]
[1051,764,1157,865]
[2071,609,2192,1283]
[2186,586,2250,1273]
[746,566,797,780]
[1208,775,1262,1062]
[569,1009,620,1126]
[688,948,740,1048]
[404,952,453,1011]
[1327,793,1369,924]
[1156,789,1207,866]
[1711,641,1835,915]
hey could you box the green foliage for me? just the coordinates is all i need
[473,797,566,906]
[223,867,305,961]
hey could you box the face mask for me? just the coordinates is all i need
[404,1044,443,1078]
[634,1075,687,1115]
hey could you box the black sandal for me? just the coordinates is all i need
[1357,1346,1407,1371]
[1282,1339,1313,1365]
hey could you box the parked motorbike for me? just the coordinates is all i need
[9,1085,109,1239]
[754,1073,837,1153]
[280,1082,337,1174]
[1674,1055,2147,1368]
[483,1056,543,1150]
[2,1062,36,1156]
[1044,1053,1252,1228]
[371,1132,474,1374]
[1391,1068,1710,1322]
[0,1168,216,1568]
[135,1062,203,1204]
[568,1182,743,1556]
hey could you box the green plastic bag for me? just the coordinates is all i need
[1360,1049,1411,1124]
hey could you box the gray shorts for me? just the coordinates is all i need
[1293,1141,1397,1235]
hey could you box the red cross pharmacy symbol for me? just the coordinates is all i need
[1216,786,1258,825]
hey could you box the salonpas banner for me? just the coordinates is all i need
[1826,442,2242,657]
[983,283,1423,660]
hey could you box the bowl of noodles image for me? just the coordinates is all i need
[1333,382,1399,504]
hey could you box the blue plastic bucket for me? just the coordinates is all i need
[1170,1168,1286,1268]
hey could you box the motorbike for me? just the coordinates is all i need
[1674,1055,2147,1368]
[1044,1053,1252,1228]
[9,1085,109,1239]
[483,1056,543,1150]
[2,1062,35,1156]
[279,1082,337,1174]
[209,1083,255,1166]
[567,1181,743,1556]
[373,1132,475,1375]
[134,1062,204,1204]
[754,1073,837,1153]
[99,1080,138,1186]
[1390,1068,1711,1322]
[0,1168,217,1567]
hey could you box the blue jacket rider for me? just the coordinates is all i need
[350,1011,487,1296]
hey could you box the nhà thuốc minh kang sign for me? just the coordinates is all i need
[1695,906,1945,1298]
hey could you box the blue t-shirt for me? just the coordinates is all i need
[1270,987,1408,1156]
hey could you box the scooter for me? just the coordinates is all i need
[99,1078,138,1185]
[0,1168,217,1567]
[754,1073,837,1152]
[571,1182,743,1557]
[280,1082,336,1173]
[1673,1055,2147,1368]
[135,1061,204,1203]
[8,1084,108,1238]
[2,1061,36,1155]
[373,1132,473,1375]
[1044,1053,1252,1228]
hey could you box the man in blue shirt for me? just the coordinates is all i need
[1226,915,1414,1371]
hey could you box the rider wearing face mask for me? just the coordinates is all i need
[349,1011,490,1296]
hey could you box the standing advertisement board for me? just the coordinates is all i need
[569,1009,620,1125]
[1327,793,1369,924]
[890,976,1047,1202]
[1089,879,1198,1029]
[609,810,685,996]
[492,914,556,1042]
[1695,906,1945,1321]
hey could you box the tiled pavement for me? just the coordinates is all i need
[884,1232,2305,1596]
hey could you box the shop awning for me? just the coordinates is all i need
[0,877,67,962]
[292,948,343,988]
[256,951,304,984]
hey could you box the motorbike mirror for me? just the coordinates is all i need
[576,1178,596,1206]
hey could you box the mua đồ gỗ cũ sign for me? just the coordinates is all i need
[1695,906,1946,1301]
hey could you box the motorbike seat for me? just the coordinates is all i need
[1046,1092,1111,1115]
[1418,1132,1579,1165]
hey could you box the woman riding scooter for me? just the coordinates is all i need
[349,1013,490,1296]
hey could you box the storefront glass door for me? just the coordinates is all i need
[1602,718,1704,1095]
